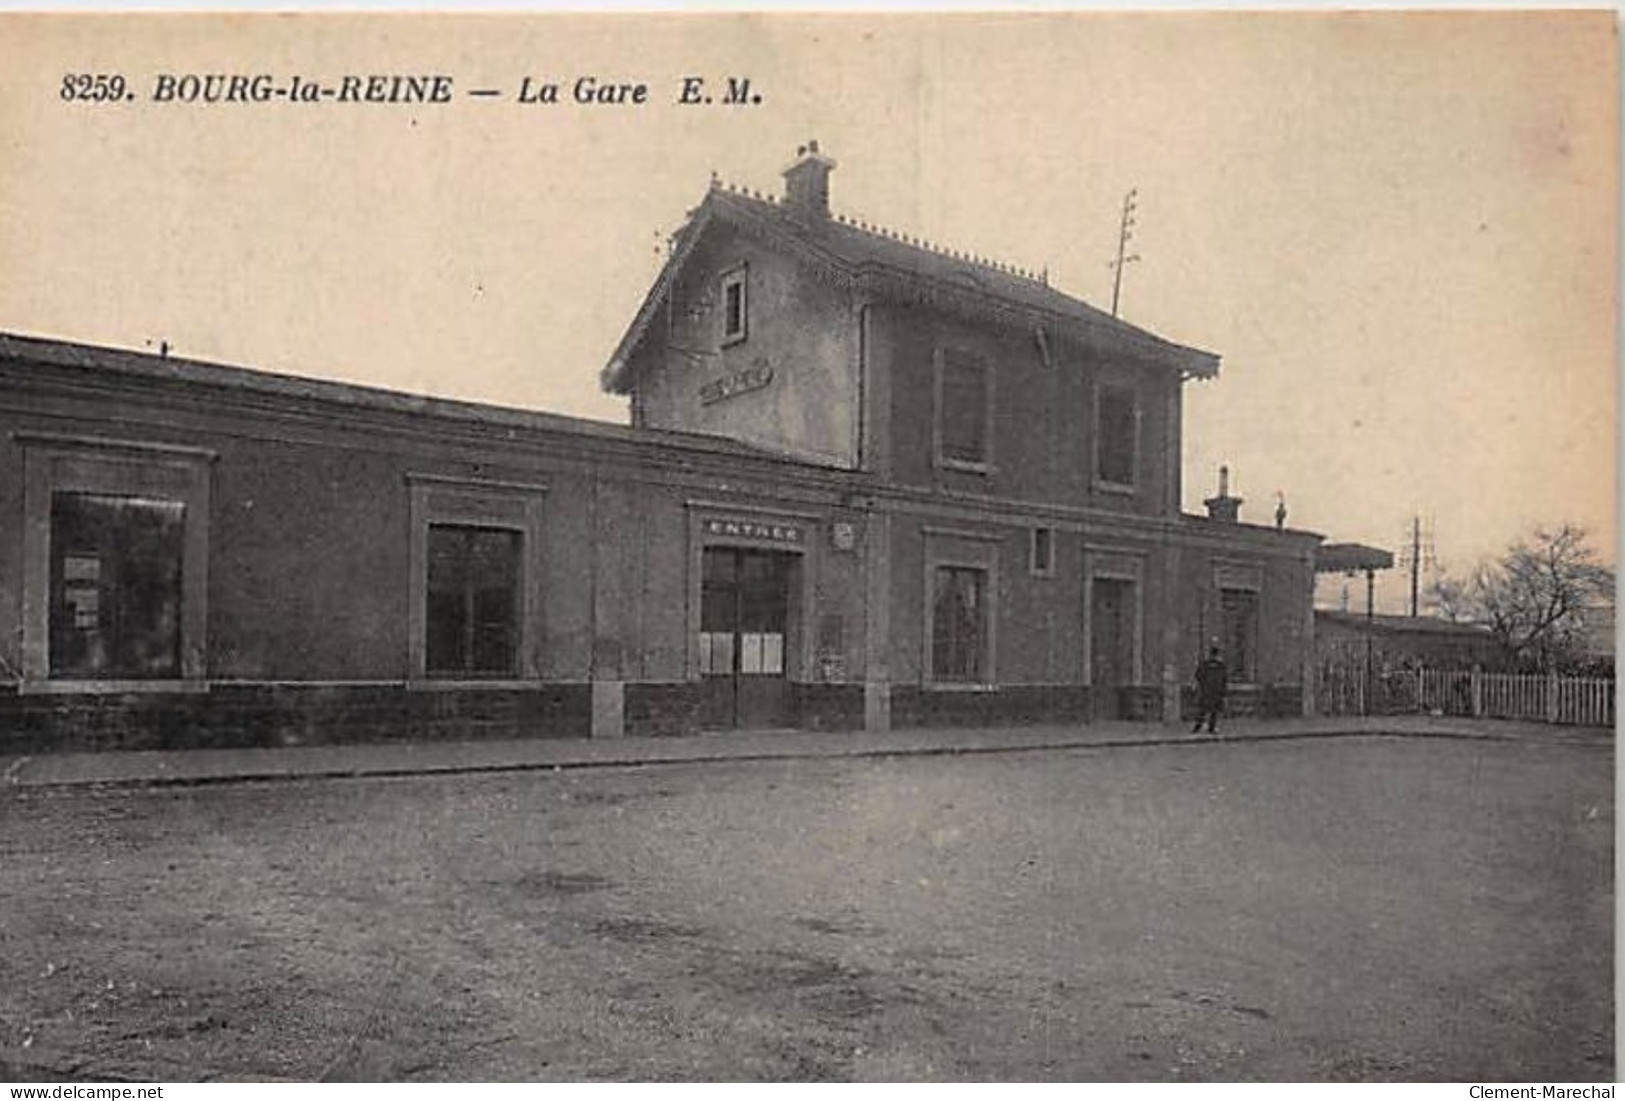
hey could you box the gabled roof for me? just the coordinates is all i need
[602,181,1221,393]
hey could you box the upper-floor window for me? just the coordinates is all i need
[1096,383,1138,489]
[936,348,992,470]
[720,265,748,346]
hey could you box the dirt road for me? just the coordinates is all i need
[0,734,1611,1081]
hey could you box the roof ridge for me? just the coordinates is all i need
[713,177,779,206]
[830,208,1049,286]
[711,176,1048,287]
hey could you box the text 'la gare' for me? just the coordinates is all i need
[518,75,759,106]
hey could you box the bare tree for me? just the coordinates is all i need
[1429,523,1614,671]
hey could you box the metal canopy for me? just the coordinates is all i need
[1315,542,1395,574]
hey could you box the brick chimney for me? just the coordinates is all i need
[782,140,836,220]
[1204,465,1243,523]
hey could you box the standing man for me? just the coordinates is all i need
[1193,645,1228,734]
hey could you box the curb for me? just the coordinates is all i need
[4,722,1597,793]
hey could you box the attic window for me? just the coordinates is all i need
[720,265,748,346]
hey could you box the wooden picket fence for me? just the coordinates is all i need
[1414,668,1614,727]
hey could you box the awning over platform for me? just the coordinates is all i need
[1315,543,1395,574]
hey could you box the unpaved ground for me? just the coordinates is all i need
[0,734,1612,1081]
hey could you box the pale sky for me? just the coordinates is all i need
[0,12,1615,614]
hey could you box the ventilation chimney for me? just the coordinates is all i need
[782,140,836,220]
[1204,465,1243,523]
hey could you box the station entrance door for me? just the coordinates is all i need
[700,547,794,730]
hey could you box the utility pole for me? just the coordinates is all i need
[1365,566,1376,716]
[1409,515,1421,618]
[1396,514,1436,617]
[1109,188,1140,317]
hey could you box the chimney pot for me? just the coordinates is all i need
[1205,464,1243,523]
[782,140,836,220]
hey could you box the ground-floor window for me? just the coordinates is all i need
[425,524,520,676]
[49,493,185,679]
[931,565,988,683]
[1220,587,1259,682]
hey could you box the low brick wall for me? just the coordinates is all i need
[890,684,1095,729]
[888,683,1302,729]
[1181,683,1304,721]
[0,683,592,755]
[1118,686,1166,721]
[623,682,703,738]
[793,683,866,732]
[1,678,1309,753]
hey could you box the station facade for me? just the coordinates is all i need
[0,145,1320,753]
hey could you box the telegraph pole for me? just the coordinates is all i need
[1409,515,1421,618]
[1396,514,1435,617]
[1109,188,1140,317]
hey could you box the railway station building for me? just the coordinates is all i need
[0,144,1321,752]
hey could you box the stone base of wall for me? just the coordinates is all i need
[623,682,703,738]
[626,682,867,736]
[1119,686,1166,721]
[793,683,866,732]
[0,682,592,755]
[1,679,1309,754]
[889,683,1304,729]
[1180,683,1304,721]
[890,684,1095,729]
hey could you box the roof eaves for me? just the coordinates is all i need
[599,201,715,395]
[847,257,1218,376]
[1,330,779,461]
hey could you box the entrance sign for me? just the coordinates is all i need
[703,517,803,545]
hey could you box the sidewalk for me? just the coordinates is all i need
[1,714,1610,790]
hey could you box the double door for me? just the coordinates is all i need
[700,547,793,730]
